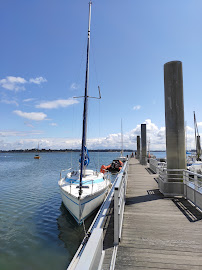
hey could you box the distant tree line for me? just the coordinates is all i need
[0,149,137,153]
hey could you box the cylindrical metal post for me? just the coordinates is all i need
[141,124,147,165]
[164,61,186,176]
[137,136,140,159]
[196,135,201,160]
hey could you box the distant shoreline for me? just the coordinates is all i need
[0,149,167,153]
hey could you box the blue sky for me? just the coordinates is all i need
[0,0,202,150]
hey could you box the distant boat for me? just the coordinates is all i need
[116,119,127,163]
[187,161,202,174]
[34,143,40,159]
[58,2,110,224]
[187,111,202,173]
[194,111,201,161]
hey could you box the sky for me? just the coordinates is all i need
[0,0,202,151]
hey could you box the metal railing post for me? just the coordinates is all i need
[114,185,119,245]
[113,161,128,246]
[183,171,188,198]
[194,174,198,205]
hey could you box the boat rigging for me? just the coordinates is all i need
[58,1,110,224]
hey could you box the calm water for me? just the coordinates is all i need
[0,151,134,270]
[150,151,166,159]
[0,151,165,270]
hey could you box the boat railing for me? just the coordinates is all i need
[60,169,110,195]
[60,168,72,179]
[67,159,129,270]
[80,172,111,194]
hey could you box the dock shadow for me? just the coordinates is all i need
[172,198,202,222]
[145,167,156,175]
[103,199,114,250]
[126,189,164,205]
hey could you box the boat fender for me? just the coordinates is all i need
[100,165,106,173]
[119,160,123,166]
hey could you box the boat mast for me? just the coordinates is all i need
[79,1,92,196]
[194,111,201,160]
[121,119,123,156]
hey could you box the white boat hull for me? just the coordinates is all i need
[58,170,110,224]
[59,186,108,224]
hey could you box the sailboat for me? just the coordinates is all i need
[187,111,202,174]
[58,2,110,224]
[116,119,127,163]
[34,143,40,159]
[100,120,126,173]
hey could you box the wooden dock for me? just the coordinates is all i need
[103,158,202,270]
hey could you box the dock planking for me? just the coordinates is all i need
[113,158,202,269]
[102,198,115,270]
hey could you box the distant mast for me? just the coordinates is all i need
[121,119,123,156]
[79,1,92,196]
[194,111,201,160]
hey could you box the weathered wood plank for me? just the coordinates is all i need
[114,158,202,269]
[102,199,115,270]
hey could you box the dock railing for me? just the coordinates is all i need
[157,166,202,209]
[114,162,128,245]
[158,168,184,196]
[67,159,129,270]
[183,170,202,209]
[149,158,166,174]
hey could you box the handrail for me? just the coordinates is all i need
[149,158,166,174]
[114,161,128,245]
[67,159,129,270]
[156,165,202,209]
[159,168,202,185]
[67,159,201,270]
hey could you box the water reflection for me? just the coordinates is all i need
[57,203,97,259]
[0,152,122,270]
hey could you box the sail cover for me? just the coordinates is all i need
[79,146,90,167]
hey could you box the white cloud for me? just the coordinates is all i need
[144,119,159,132]
[29,77,47,84]
[133,105,141,110]
[36,98,79,109]
[0,76,26,91]
[24,122,34,128]
[70,83,80,90]
[0,119,197,151]
[0,76,47,91]
[13,110,47,121]
[198,122,202,127]
[1,99,19,106]
[23,98,36,102]
[50,123,57,126]
[0,130,43,137]
[186,126,194,132]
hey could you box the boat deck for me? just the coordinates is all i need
[103,158,202,269]
[59,170,109,198]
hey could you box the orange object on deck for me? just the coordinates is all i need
[100,165,106,173]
